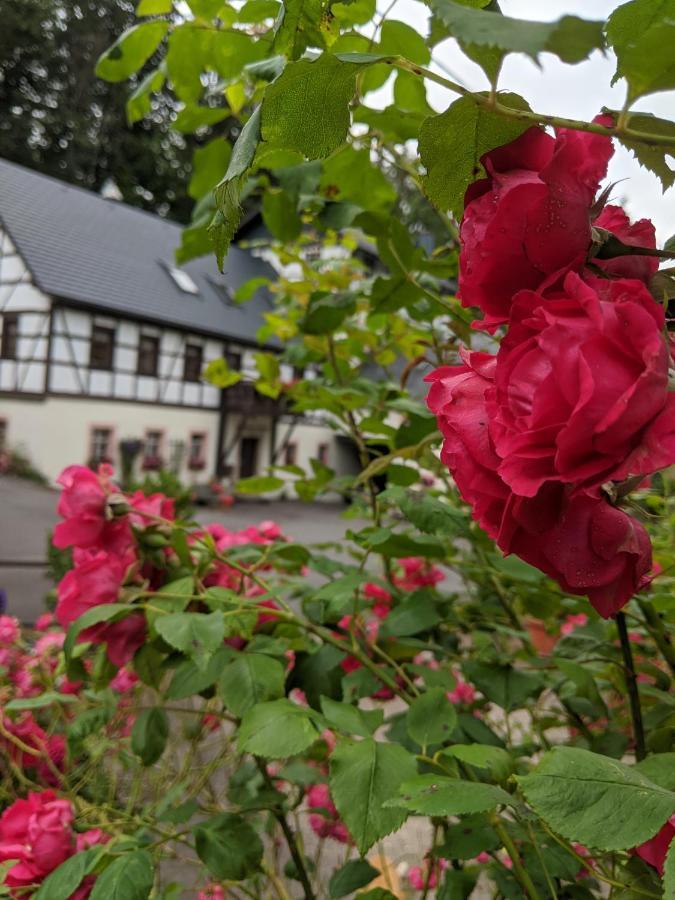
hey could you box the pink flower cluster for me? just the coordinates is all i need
[427,123,673,617]
[0,790,107,895]
[306,782,350,843]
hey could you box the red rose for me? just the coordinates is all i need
[56,549,145,666]
[426,351,653,616]
[53,465,131,553]
[0,791,74,888]
[488,273,675,497]
[594,204,659,284]
[459,123,613,330]
[633,814,675,876]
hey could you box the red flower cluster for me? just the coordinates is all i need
[428,124,673,617]
[0,791,107,895]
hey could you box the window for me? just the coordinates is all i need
[143,430,163,469]
[164,264,199,295]
[284,442,298,466]
[188,432,206,470]
[90,427,112,465]
[183,343,203,382]
[137,334,160,376]
[0,314,19,360]
[317,443,329,465]
[226,349,242,372]
[90,325,115,370]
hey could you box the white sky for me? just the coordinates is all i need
[372,0,675,241]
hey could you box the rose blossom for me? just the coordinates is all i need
[198,885,226,900]
[459,123,613,330]
[0,616,20,646]
[426,350,653,616]
[52,465,131,553]
[306,782,350,843]
[560,613,588,636]
[633,815,675,876]
[593,205,659,284]
[487,273,675,497]
[0,791,74,888]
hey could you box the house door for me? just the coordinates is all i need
[239,437,259,479]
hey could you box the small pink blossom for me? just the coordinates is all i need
[0,616,20,646]
[448,677,476,706]
[560,613,588,636]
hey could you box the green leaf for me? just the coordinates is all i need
[239,699,319,757]
[391,488,465,537]
[155,611,225,666]
[5,691,77,712]
[126,66,166,124]
[438,814,501,860]
[634,753,675,791]
[365,529,445,558]
[301,292,356,335]
[429,0,604,64]
[34,850,97,900]
[262,189,302,241]
[204,357,243,388]
[664,837,675,899]
[380,594,443,637]
[261,53,370,158]
[235,475,285,494]
[442,745,514,780]
[320,696,384,738]
[618,112,675,190]
[89,851,154,900]
[174,105,229,133]
[420,93,532,216]
[189,138,232,200]
[137,0,172,13]
[131,707,169,766]
[96,22,169,82]
[329,738,417,854]
[329,859,380,898]
[219,653,286,716]
[64,603,136,663]
[378,20,430,64]
[606,0,675,100]
[212,106,262,268]
[516,747,675,851]
[462,661,542,711]
[166,647,234,700]
[194,813,263,881]
[406,688,457,747]
[319,145,396,212]
[386,775,512,816]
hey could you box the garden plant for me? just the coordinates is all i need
[1,0,675,897]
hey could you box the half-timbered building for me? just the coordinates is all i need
[0,158,341,486]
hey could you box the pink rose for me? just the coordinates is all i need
[0,791,74,888]
[488,273,674,497]
[633,815,675,876]
[307,783,350,843]
[53,466,131,553]
[2,714,66,785]
[594,205,659,284]
[393,557,444,590]
[35,612,55,631]
[0,616,20,646]
[459,123,613,330]
[560,613,588,636]
[198,886,226,900]
[127,491,175,526]
[448,676,476,706]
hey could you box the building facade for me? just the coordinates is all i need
[0,160,340,488]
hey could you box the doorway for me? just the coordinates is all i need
[239,436,259,479]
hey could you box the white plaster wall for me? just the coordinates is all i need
[0,396,220,484]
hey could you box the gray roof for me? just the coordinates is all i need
[0,158,275,344]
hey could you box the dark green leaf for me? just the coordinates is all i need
[189,138,232,200]
[420,93,532,216]
[516,747,675,851]
[301,293,356,335]
[96,22,169,82]
[330,738,417,854]
[262,188,302,241]
[406,688,457,747]
[380,594,443,637]
[155,611,225,666]
[166,647,234,700]
[219,653,286,716]
[131,707,169,766]
[634,753,675,791]
[462,661,542,711]
[386,775,512,816]
[320,696,384,738]
[329,859,380,898]
[194,813,263,881]
[89,851,154,900]
[34,850,96,900]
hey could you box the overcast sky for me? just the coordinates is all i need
[371,0,675,241]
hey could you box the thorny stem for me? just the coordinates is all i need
[256,759,316,900]
[616,611,647,761]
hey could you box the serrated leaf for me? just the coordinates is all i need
[194,813,263,881]
[189,138,232,200]
[261,53,371,159]
[166,647,234,700]
[420,93,532,216]
[391,487,466,536]
[329,859,380,898]
[239,699,319,757]
[429,0,604,64]
[155,611,225,665]
[320,696,384,738]
[634,753,675,791]
[235,475,285,493]
[329,738,417,854]
[516,747,675,851]
[96,22,169,82]
[607,0,675,100]
[301,292,356,335]
[386,775,512,816]
[462,661,542,711]
[211,106,262,268]
[89,851,154,900]
[131,707,169,766]
[219,653,286,716]
[617,112,675,190]
[204,357,243,388]
[64,603,137,664]
[406,688,457,748]
[34,850,96,900]
[442,744,514,780]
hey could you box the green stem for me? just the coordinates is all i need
[490,816,542,900]
[637,598,675,676]
[616,611,647,761]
